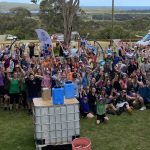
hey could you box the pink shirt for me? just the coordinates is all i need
[42,75,51,88]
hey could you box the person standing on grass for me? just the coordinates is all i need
[136,80,150,111]
[88,87,97,116]
[0,66,5,107]
[34,68,43,97]
[25,73,41,114]
[20,76,27,110]
[140,57,150,81]
[8,72,20,111]
[96,88,109,125]
[41,69,51,88]
[80,88,90,118]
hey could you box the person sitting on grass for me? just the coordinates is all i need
[115,90,132,114]
[135,80,150,110]
[96,88,109,125]
[25,73,41,114]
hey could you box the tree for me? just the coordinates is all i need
[32,0,80,45]
[38,0,63,33]
[58,0,79,45]
[10,7,31,18]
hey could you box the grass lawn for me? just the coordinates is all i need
[0,109,150,150]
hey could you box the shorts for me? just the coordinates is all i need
[28,97,34,102]
[89,105,96,115]
[0,86,4,96]
[116,102,128,109]
[144,98,150,104]
[106,99,113,104]
[10,93,20,104]
[97,114,106,123]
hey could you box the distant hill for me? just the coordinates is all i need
[1,2,149,14]
[0,2,114,13]
[0,2,39,12]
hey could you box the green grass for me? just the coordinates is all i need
[0,109,150,150]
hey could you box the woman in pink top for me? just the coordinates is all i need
[42,69,51,88]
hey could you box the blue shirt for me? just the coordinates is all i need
[113,56,122,66]
[138,86,147,98]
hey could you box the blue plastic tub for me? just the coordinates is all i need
[52,87,64,105]
[64,82,75,99]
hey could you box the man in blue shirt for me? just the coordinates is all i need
[137,80,150,110]
[112,52,122,67]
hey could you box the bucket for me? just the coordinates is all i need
[64,81,75,99]
[72,137,91,150]
[42,88,51,101]
[52,87,64,105]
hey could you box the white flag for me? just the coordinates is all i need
[35,29,52,47]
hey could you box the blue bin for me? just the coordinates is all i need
[52,87,64,105]
[64,82,75,99]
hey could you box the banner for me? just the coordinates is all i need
[35,29,52,56]
[85,41,98,55]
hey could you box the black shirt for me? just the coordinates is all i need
[128,64,137,76]
[28,45,35,57]
[25,77,41,97]
[113,81,122,92]
[88,92,96,106]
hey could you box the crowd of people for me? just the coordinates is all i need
[0,39,150,124]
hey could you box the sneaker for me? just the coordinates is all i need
[104,116,109,123]
[87,113,94,118]
[96,120,100,125]
[139,106,146,111]
[127,108,132,114]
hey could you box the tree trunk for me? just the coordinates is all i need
[63,12,74,45]
[60,0,79,45]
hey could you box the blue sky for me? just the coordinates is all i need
[0,0,150,6]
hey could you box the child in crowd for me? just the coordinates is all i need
[80,88,90,118]
[96,88,109,124]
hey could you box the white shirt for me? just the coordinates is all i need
[70,48,78,57]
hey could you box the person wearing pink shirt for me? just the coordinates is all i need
[42,70,51,88]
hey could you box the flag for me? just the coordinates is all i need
[35,29,52,47]
[80,38,98,55]
[86,42,98,55]
[35,29,53,56]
